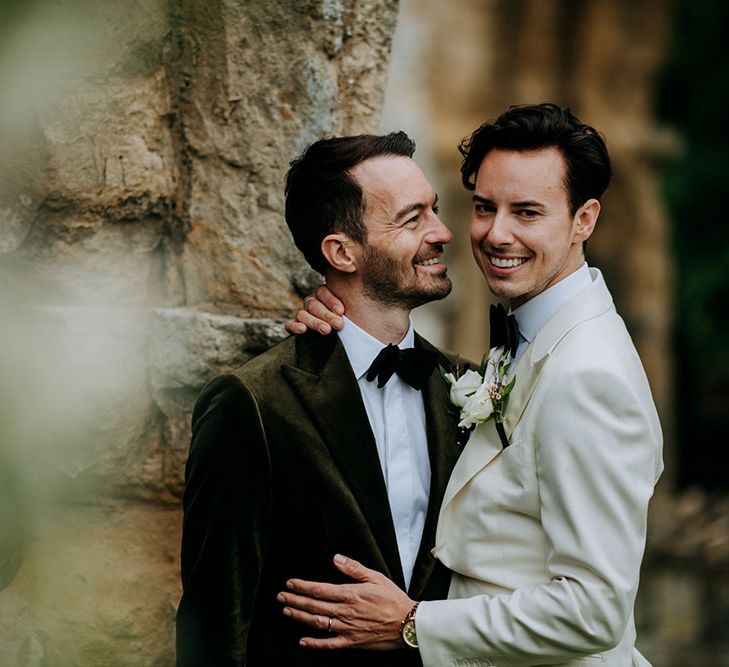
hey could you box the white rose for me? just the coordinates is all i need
[446,369,484,408]
[458,382,494,429]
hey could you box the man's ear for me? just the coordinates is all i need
[573,198,600,243]
[321,233,358,273]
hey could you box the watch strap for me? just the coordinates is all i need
[401,601,421,649]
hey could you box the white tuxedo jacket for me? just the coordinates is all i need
[417,269,663,667]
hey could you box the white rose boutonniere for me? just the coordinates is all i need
[444,369,483,408]
[442,348,516,449]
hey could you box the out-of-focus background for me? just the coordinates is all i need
[0,1,726,665]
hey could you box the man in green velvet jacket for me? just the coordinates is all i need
[175,132,463,666]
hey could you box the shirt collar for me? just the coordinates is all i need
[337,316,416,380]
[511,263,592,344]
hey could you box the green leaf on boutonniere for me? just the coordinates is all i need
[441,349,517,436]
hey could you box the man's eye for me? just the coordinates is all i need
[474,204,493,215]
[517,209,540,218]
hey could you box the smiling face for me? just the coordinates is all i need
[470,147,598,308]
[350,155,453,309]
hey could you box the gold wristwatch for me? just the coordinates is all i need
[401,601,421,649]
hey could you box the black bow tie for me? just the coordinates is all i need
[365,344,439,390]
[489,303,519,358]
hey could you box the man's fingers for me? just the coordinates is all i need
[278,590,337,617]
[281,605,330,630]
[299,635,351,650]
[314,285,345,317]
[302,298,343,331]
[284,320,307,334]
[294,309,333,334]
[284,578,350,602]
[333,554,378,583]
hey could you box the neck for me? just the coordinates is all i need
[345,299,412,345]
[327,274,412,345]
[508,257,587,310]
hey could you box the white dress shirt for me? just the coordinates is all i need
[337,316,430,589]
[511,263,592,364]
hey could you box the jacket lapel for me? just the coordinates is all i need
[438,419,501,513]
[280,332,406,589]
[438,342,551,512]
[408,335,461,598]
[440,269,616,513]
[506,269,614,437]
[502,352,550,438]
[525,267,614,365]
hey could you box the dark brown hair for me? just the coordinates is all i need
[285,132,416,274]
[459,103,612,214]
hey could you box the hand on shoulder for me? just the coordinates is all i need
[285,284,345,335]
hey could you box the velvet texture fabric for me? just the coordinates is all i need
[176,330,462,666]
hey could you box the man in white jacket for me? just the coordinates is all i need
[279,103,663,667]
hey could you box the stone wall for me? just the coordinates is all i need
[0,1,399,664]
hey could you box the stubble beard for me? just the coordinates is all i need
[361,244,452,310]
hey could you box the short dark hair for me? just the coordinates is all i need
[285,132,416,274]
[459,103,612,214]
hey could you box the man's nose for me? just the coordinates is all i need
[426,213,453,245]
[485,211,513,245]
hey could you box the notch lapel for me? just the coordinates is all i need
[280,333,406,589]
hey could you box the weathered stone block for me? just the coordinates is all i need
[0,0,400,663]
[0,503,181,666]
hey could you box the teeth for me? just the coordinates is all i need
[490,256,526,268]
[416,258,440,266]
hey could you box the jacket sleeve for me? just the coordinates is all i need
[176,374,272,667]
[416,363,662,667]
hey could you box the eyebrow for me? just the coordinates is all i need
[396,193,439,220]
[472,195,545,208]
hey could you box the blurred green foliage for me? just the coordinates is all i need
[658,0,729,489]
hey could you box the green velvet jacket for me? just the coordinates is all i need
[176,330,463,666]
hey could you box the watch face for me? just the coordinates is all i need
[402,619,418,648]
